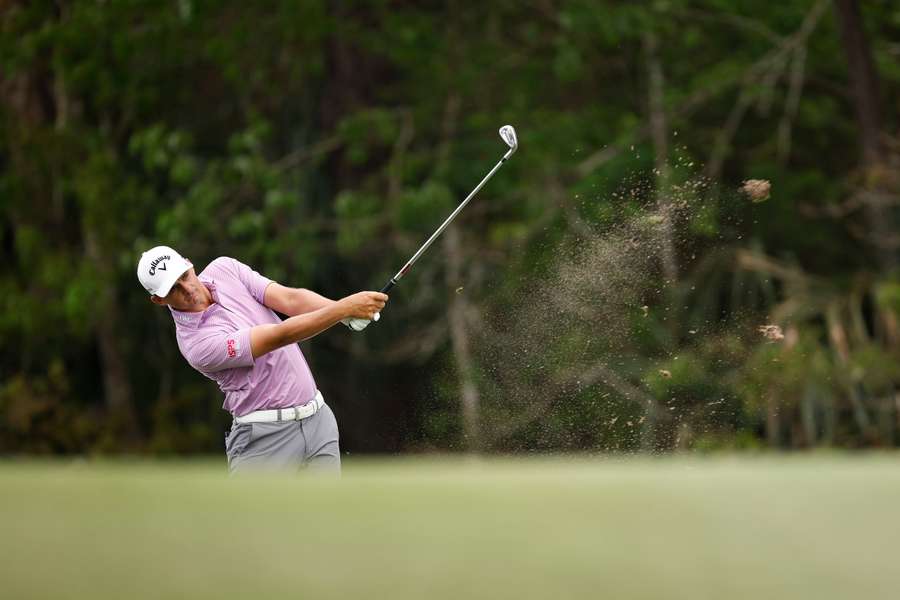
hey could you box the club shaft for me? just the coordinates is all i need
[381,148,514,293]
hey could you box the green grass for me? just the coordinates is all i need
[1,455,899,599]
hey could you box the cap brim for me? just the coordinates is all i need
[153,264,191,297]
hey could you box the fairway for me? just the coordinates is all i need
[1,456,898,599]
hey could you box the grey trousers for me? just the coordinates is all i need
[225,402,341,474]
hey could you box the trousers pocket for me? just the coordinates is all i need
[225,423,253,459]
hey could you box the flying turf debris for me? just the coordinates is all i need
[758,324,784,341]
[741,179,771,203]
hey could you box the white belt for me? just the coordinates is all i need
[234,390,325,424]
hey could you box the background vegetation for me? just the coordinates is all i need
[2,0,899,456]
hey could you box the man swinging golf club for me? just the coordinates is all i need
[138,124,516,473]
[137,248,387,473]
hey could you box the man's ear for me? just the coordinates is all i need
[150,295,167,306]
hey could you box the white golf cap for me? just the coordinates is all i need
[137,245,192,297]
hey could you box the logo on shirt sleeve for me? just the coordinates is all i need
[226,338,237,358]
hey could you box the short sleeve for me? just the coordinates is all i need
[183,327,254,373]
[227,257,273,304]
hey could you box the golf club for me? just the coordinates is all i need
[347,124,518,331]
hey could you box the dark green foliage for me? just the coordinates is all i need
[2,1,899,454]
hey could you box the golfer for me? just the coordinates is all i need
[137,245,387,473]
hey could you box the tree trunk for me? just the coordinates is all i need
[833,0,896,270]
[643,31,679,288]
[833,0,882,166]
[433,92,481,452]
[642,31,676,452]
[877,395,895,447]
[766,393,780,447]
[801,387,818,446]
[444,225,481,451]
[84,228,140,440]
[825,303,873,439]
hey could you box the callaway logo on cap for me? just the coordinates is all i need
[137,245,192,297]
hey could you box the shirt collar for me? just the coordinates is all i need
[169,279,218,329]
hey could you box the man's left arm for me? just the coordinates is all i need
[264,283,338,317]
[228,257,351,325]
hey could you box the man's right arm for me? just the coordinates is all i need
[249,291,387,358]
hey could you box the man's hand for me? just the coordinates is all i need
[339,291,388,321]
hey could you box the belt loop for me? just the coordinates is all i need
[277,408,282,421]
[294,406,300,421]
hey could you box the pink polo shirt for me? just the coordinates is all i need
[170,257,318,417]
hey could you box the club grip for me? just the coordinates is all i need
[380,279,397,294]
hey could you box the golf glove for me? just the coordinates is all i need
[343,313,380,332]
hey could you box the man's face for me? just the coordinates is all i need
[150,267,207,311]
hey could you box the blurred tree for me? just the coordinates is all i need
[833,0,897,271]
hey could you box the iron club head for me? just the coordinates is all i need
[499,125,517,154]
